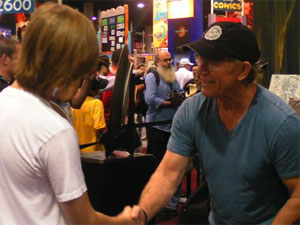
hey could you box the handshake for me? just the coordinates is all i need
[115,205,148,225]
[168,91,185,107]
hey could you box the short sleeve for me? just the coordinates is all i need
[167,99,195,157]
[271,115,300,178]
[39,128,87,202]
[92,100,106,130]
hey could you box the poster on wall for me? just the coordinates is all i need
[173,19,191,54]
[153,0,168,48]
[99,5,128,53]
[269,74,300,103]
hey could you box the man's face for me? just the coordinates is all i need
[98,65,108,76]
[195,54,242,98]
[6,44,20,80]
[140,66,145,74]
[157,52,173,69]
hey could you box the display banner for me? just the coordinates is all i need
[213,0,242,12]
[153,0,168,48]
[173,19,190,54]
[100,5,128,53]
[168,0,194,19]
[0,0,35,14]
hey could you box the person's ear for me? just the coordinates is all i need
[237,61,251,81]
[1,54,10,66]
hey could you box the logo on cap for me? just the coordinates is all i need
[204,25,222,40]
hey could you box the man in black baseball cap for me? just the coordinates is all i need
[134,22,300,225]
[182,22,260,64]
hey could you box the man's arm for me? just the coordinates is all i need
[138,150,192,222]
[144,74,172,108]
[71,73,96,109]
[271,176,300,225]
[60,192,142,224]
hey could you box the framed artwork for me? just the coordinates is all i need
[269,74,300,103]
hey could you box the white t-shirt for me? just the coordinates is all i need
[175,67,193,89]
[0,87,87,225]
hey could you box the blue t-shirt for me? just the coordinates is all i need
[168,85,300,224]
[145,72,182,132]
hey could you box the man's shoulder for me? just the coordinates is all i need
[145,71,158,81]
[180,93,210,116]
[257,85,296,117]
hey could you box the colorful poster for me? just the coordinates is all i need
[153,0,168,48]
[173,19,191,54]
[100,5,128,53]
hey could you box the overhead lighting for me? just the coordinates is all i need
[91,16,97,21]
[137,3,145,8]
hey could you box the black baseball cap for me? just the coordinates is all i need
[182,22,260,64]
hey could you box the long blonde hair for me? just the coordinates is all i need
[16,3,98,98]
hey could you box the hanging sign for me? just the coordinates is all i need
[0,0,35,14]
[213,0,242,12]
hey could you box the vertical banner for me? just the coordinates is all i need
[153,0,168,48]
[99,5,129,53]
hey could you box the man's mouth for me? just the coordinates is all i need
[202,80,215,84]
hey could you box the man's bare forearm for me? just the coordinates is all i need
[271,197,300,225]
[138,151,191,221]
[138,170,178,220]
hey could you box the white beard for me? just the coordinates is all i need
[156,65,176,84]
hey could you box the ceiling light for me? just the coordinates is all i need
[137,3,145,8]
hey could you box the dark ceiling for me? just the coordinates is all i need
[62,0,153,32]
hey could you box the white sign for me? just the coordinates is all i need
[269,74,300,103]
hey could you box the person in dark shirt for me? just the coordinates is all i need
[0,36,20,92]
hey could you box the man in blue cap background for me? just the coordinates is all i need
[134,22,300,225]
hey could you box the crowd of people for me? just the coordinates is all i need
[0,2,299,225]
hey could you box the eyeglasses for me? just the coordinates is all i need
[160,58,173,63]
[194,53,237,72]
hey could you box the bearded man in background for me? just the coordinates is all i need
[144,51,184,215]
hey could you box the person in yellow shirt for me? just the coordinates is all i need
[72,79,106,153]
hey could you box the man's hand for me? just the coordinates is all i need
[129,206,147,225]
[170,94,185,107]
[116,205,144,225]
